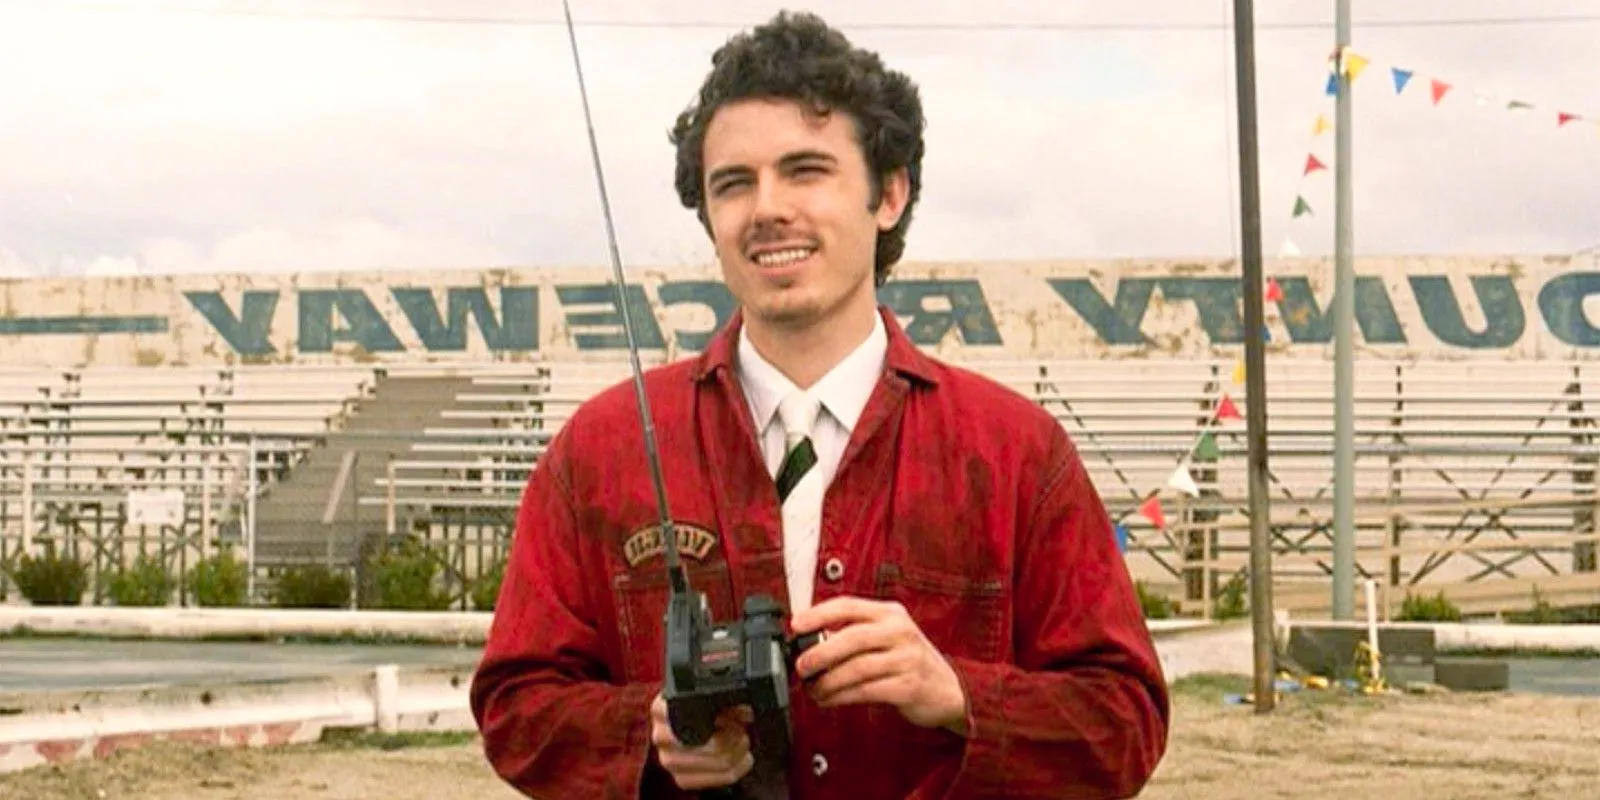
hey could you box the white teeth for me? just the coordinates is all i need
[753,248,814,267]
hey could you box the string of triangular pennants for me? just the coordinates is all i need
[1114,46,1596,551]
[1279,46,1599,257]
[1114,386,1246,551]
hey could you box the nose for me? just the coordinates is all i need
[751,170,794,223]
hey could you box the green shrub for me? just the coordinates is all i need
[9,544,90,606]
[1213,573,1248,620]
[1396,590,1462,622]
[189,548,251,607]
[106,554,176,607]
[270,563,351,609]
[1134,580,1175,619]
[366,539,452,611]
[471,558,505,612]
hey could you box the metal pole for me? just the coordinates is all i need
[246,435,258,604]
[1331,0,1356,620]
[1230,0,1277,713]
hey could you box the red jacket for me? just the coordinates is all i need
[471,306,1170,799]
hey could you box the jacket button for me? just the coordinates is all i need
[822,557,844,582]
[811,753,829,776]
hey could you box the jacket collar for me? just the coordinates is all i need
[691,304,940,387]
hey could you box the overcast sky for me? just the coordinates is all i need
[1,0,1597,279]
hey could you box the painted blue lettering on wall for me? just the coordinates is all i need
[0,315,168,336]
[1539,272,1600,346]
[1273,277,1405,344]
[1409,275,1523,348]
[164,270,1600,355]
[1047,278,1154,345]
[555,284,665,350]
[656,281,735,351]
[298,290,405,353]
[392,287,538,351]
[877,279,1004,345]
[1152,278,1246,343]
[184,290,278,355]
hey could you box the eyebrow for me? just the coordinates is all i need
[706,149,839,188]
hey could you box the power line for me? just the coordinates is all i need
[18,3,1600,32]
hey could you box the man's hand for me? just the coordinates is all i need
[648,694,754,790]
[789,597,969,734]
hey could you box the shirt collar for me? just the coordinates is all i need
[736,312,888,433]
[695,304,940,389]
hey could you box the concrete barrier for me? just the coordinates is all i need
[0,663,474,775]
[1286,618,1600,654]
[0,606,493,645]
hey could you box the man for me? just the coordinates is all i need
[471,10,1169,799]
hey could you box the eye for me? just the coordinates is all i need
[710,176,748,196]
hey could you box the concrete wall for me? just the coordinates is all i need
[4,254,1598,368]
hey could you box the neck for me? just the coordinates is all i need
[744,294,878,389]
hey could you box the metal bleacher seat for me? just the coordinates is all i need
[0,365,380,602]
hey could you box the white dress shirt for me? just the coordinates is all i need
[736,313,887,607]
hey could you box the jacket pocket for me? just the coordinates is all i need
[612,560,738,685]
[873,562,1007,663]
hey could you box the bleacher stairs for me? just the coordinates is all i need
[250,374,483,569]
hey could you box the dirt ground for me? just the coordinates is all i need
[3,675,1597,799]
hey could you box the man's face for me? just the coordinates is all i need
[699,97,908,331]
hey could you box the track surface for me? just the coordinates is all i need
[4,676,1599,800]
[2,638,1597,696]
[0,639,481,692]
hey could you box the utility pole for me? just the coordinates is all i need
[1331,0,1356,620]
[1230,0,1277,714]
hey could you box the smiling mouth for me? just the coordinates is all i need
[751,247,816,268]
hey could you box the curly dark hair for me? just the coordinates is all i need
[668,11,926,286]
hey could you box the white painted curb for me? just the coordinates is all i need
[1286,619,1600,653]
[0,664,476,776]
[0,606,492,645]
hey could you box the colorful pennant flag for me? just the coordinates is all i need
[1340,49,1369,81]
[1391,67,1412,94]
[1168,463,1200,497]
[1429,79,1451,106]
[1215,394,1242,422]
[1139,494,1166,530]
[1118,387,1245,538]
[1279,47,1600,260]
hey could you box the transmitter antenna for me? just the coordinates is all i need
[559,0,686,595]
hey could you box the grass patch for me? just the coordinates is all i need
[0,625,481,648]
[1442,645,1600,660]
[316,728,478,751]
[1171,672,1253,702]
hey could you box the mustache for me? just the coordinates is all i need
[742,224,819,251]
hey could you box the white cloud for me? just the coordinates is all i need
[0,0,1598,277]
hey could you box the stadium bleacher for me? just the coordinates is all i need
[0,365,377,601]
[2,357,1597,616]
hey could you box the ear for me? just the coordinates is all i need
[874,167,911,231]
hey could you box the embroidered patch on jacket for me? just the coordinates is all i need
[622,522,719,566]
